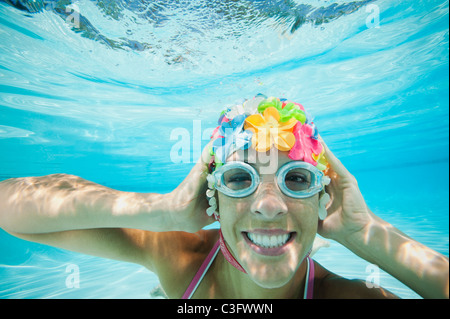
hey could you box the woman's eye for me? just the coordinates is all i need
[286,174,307,183]
[228,174,251,183]
[285,172,311,191]
[225,173,252,190]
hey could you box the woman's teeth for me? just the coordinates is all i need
[246,232,290,248]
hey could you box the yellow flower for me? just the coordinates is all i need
[244,107,297,152]
[312,147,328,171]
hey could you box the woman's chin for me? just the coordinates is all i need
[239,251,302,289]
[248,269,294,289]
[238,241,311,289]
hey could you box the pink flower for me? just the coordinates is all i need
[288,122,323,166]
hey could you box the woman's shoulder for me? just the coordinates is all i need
[142,228,219,298]
[312,260,398,299]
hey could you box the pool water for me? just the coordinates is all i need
[0,0,448,299]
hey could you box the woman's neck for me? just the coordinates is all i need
[212,252,308,299]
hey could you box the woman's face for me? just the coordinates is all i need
[218,148,319,288]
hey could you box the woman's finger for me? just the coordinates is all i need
[198,139,214,166]
[319,136,350,177]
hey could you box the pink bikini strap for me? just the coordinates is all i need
[182,233,314,299]
[182,240,220,299]
[305,256,315,299]
[219,229,247,273]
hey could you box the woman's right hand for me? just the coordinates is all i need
[167,141,217,233]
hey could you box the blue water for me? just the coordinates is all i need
[0,0,448,299]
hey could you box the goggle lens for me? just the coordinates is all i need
[284,168,312,192]
[214,161,324,199]
[223,168,253,191]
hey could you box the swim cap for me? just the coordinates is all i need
[205,94,329,219]
[209,94,328,172]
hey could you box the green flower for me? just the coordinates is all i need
[257,97,306,124]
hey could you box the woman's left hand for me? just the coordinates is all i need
[317,138,449,299]
[317,138,374,244]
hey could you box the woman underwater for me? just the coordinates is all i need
[0,95,448,299]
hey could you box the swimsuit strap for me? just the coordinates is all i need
[182,240,220,299]
[303,256,315,299]
[219,229,247,273]
[181,238,315,299]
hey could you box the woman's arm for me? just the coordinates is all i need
[317,139,449,299]
[341,211,449,299]
[0,174,173,234]
[0,141,215,235]
[0,174,179,267]
[0,143,215,270]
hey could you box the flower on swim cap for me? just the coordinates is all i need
[244,106,297,152]
[211,114,252,164]
[209,95,328,172]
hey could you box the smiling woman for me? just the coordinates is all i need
[180,96,448,298]
[0,0,448,300]
[1,96,447,299]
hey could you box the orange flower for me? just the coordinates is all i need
[244,107,297,152]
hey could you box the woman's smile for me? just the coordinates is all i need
[242,229,297,256]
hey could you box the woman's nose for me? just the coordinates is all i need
[250,183,288,219]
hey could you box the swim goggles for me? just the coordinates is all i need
[212,161,327,199]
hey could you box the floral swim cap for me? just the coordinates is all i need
[205,94,330,219]
[209,94,328,172]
